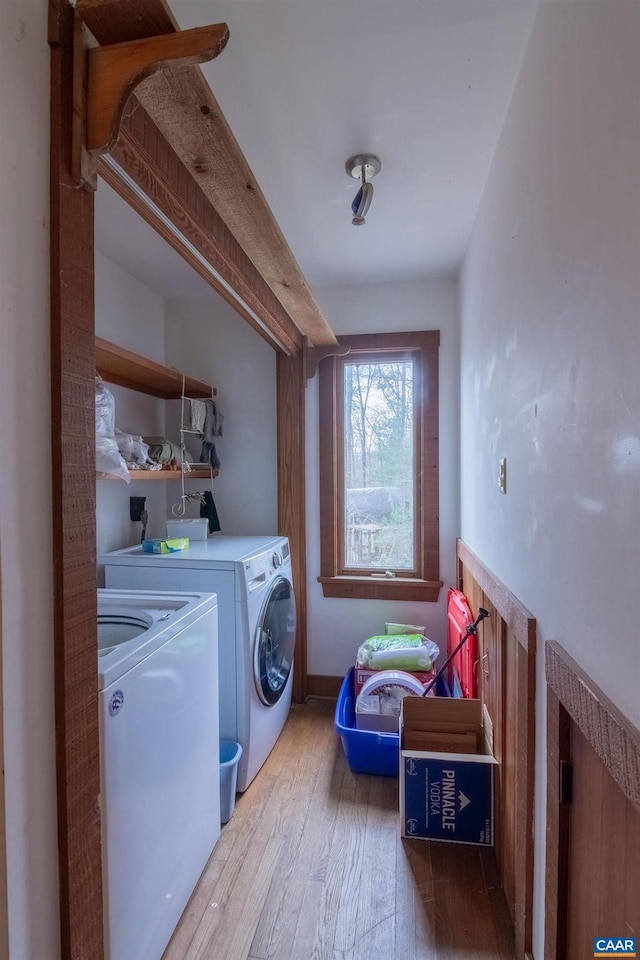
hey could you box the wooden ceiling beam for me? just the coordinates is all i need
[102,108,303,355]
[86,23,229,154]
[72,17,229,187]
[133,70,336,347]
[75,0,338,349]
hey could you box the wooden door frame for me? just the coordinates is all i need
[544,641,640,960]
[50,1,309,955]
[50,3,102,955]
[277,352,308,703]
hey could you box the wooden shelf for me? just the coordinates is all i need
[95,339,218,482]
[98,467,218,482]
[96,337,215,399]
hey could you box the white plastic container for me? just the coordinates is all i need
[355,670,428,732]
[358,669,428,700]
[220,740,243,824]
[166,518,209,541]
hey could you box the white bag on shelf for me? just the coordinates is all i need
[95,377,130,482]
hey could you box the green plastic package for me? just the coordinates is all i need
[357,634,439,671]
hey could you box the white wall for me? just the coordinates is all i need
[306,278,459,676]
[164,297,278,535]
[95,253,168,579]
[459,3,640,955]
[0,2,60,957]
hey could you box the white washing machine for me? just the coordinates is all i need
[98,589,220,960]
[101,535,296,792]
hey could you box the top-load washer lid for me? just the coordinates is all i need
[97,589,218,690]
[98,608,153,658]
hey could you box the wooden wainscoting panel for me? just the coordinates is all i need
[565,723,604,955]
[565,723,640,959]
[545,641,640,959]
[596,745,629,931]
[546,641,640,811]
[516,625,536,952]
[544,688,570,960]
[625,804,640,938]
[502,624,518,921]
[458,540,536,959]
[476,596,505,866]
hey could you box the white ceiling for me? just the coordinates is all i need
[95,1,537,297]
[174,0,537,287]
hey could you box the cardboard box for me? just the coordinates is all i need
[399,697,497,846]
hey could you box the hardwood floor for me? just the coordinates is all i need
[163,701,515,960]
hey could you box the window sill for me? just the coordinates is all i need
[317,576,443,602]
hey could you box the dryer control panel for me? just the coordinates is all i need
[243,538,291,593]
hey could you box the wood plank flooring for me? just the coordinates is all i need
[163,701,515,960]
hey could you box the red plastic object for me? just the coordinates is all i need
[447,587,477,699]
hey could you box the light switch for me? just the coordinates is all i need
[498,458,507,494]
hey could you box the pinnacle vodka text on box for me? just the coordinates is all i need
[593,938,636,957]
[401,754,496,845]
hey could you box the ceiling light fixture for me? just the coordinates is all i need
[345,154,381,226]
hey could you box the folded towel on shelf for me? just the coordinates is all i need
[143,437,192,465]
[199,399,223,469]
[189,399,207,434]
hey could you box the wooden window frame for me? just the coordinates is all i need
[318,330,442,602]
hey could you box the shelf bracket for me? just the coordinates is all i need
[72,18,229,188]
[305,341,352,381]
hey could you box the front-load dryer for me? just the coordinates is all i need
[98,589,219,960]
[101,535,296,791]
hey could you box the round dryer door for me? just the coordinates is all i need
[254,575,296,706]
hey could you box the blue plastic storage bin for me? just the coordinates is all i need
[335,667,449,777]
[219,740,242,824]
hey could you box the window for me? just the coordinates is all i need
[318,330,441,601]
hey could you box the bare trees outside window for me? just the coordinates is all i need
[318,330,442,602]
[344,359,415,569]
